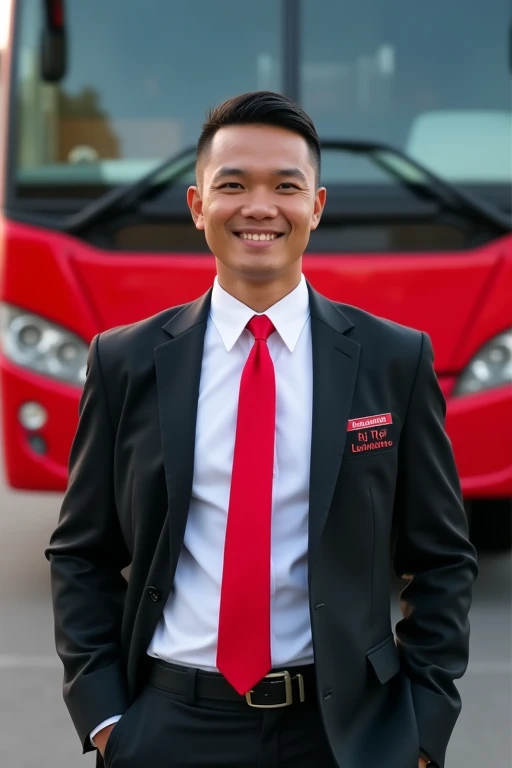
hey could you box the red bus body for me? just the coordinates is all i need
[0,0,510,547]
[2,217,511,497]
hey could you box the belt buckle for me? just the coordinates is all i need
[245,671,305,708]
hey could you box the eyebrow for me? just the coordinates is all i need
[275,168,309,185]
[211,167,309,186]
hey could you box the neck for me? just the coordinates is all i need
[215,268,302,313]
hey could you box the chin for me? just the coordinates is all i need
[239,257,284,274]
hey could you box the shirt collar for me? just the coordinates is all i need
[210,275,310,353]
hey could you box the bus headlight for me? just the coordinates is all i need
[0,304,88,386]
[454,329,512,396]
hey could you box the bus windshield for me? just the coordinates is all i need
[11,0,511,204]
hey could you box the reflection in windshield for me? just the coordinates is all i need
[13,0,511,197]
[58,86,120,161]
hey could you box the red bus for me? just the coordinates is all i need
[0,0,511,549]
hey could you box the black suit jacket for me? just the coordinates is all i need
[46,284,477,768]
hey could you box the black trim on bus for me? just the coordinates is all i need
[3,183,505,255]
[57,141,510,238]
[283,0,301,102]
[5,0,22,206]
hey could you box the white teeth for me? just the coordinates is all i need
[240,233,277,241]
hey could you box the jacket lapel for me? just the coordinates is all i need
[154,289,212,575]
[307,285,360,583]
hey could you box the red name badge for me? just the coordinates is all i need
[347,413,393,432]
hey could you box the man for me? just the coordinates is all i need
[46,91,477,768]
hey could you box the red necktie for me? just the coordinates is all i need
[216,314,276,695]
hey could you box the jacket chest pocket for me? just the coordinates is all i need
[343,413,398,462]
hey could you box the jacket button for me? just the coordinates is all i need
[147,586,161,603]
[323,689,332,699]
[315,603,325,610]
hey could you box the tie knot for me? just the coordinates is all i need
[247,314,275,342]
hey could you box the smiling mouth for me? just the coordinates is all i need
[233,232,284,242]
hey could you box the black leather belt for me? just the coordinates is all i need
[147,658,318,709]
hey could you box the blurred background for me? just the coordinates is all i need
[0,1,511,766]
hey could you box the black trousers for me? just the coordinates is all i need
[102,680,339,768]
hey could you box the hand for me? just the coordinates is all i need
[94,723,116,758]
[418,759,428,768]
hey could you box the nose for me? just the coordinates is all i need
[240,189,278,220]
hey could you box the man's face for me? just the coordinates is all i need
[187,124,326,285]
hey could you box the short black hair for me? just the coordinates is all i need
[196,91,321,184]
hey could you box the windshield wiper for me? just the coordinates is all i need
[64,146,197,234]
[320,139,511,233]
[65,139,511,236]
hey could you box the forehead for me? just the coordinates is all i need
[204,124,314,178]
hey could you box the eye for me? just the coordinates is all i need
[278,183,300,190]
[218,182,243,189]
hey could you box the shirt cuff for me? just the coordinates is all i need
[90,715,123,747]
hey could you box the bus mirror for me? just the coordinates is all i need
[41,0,67,82]
[41,28,67,82]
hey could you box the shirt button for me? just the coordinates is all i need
[147,586,161,603]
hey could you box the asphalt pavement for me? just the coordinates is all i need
[0,447,510,768]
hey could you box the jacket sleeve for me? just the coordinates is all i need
[393,332,478,768]
[45,334,131,752]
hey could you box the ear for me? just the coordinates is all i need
[187,186,205,230]
[310,186,327,231]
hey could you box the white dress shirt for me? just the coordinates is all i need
[91,274,313,743]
